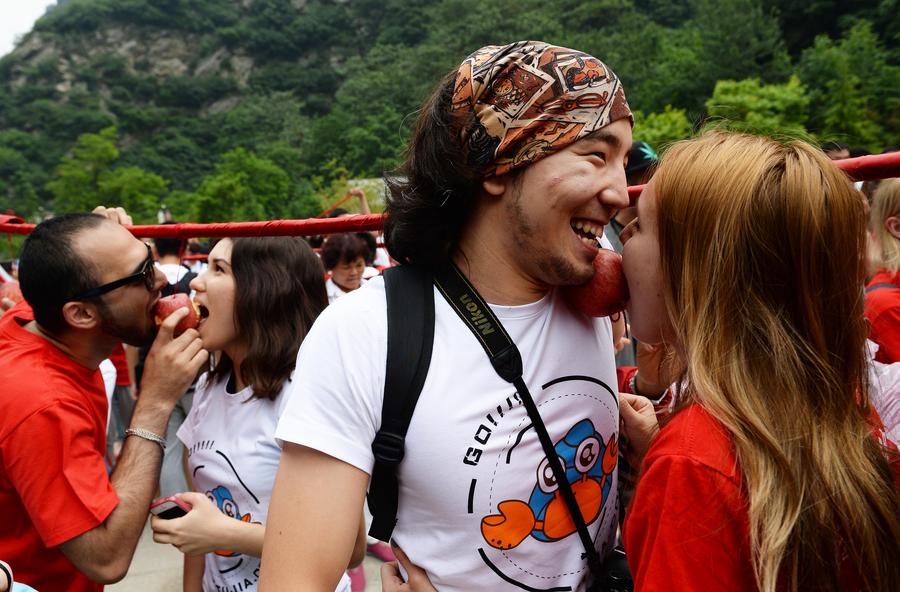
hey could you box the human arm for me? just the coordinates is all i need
[258,443,370,591]
[183,554,203,592]
[57,310,208,583]
[151,491,266,556]
[351,187,371,216]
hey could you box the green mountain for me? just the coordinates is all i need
[0,0,897,223]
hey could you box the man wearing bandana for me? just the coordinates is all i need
[262,41,633,591]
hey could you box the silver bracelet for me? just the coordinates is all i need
[124,428,166,451]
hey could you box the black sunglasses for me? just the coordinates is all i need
[73,244,156,300]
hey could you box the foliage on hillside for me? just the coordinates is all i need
[0,0,897,223]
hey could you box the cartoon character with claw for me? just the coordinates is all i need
[481,419,616,549]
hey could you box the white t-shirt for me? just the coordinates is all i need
[179,373,350,592]
[276,276,620,591]
[326,277,368,305]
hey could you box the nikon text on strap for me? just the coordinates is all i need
[367,265,435,541]
[432,263,606,581]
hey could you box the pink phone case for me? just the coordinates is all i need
[150,495,191,519]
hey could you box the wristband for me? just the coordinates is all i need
[124,428,166,451]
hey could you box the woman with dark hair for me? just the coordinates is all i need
[150,237,364,592]
[321,233,370,304]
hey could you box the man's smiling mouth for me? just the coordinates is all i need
[571,219,603,247]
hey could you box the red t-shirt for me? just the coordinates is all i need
[108,343,131,386]
[623,404,897,591]
[624,404,756,590]
[865,269,900,363]
[0,302,119,591]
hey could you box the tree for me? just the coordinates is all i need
[705,76,809,136]
[46,126,167,222]
[798,21,899,147]
[47,126,120,213]
[192,148,292,223]
[97,166,168,223]
[633,106,693,149]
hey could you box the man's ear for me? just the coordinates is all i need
[481,175,508,198]
[61,300,101,331]
[885,216,900,240]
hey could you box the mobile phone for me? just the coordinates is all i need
[150,495,191,520]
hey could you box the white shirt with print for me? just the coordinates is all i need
[179,373,350,592]
[276,276,620,591]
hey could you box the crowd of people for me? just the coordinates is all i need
[0,40,898,592]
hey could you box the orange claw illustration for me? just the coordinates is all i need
[602,434,618,474]
[481,500,536,550]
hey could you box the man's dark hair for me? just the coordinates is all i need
[822,141,849,153]
[208,237,327,401]
[19,213,106,333]
[355,232,377,265]
[154,222,183,258]
[321,233,369,270]
[384,71,482,267]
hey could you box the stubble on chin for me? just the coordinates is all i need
[97,301,157,347]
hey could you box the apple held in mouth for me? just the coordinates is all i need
[153,293,200,336]
[562,249,629,317]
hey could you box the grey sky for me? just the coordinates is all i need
[0,1,54,57]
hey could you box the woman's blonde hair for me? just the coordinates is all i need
[870,178,900,272]
[654,131,900,592]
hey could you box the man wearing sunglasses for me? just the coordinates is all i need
[0,207,208,591]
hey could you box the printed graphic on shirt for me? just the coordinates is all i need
[208,485,261,558]
[463,375,619,591]
[480,418,616,550]
[188,442,265,591]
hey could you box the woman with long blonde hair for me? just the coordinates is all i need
[865,178,900,363]
[620,131,900,591]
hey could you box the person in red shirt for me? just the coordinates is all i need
[865,178,900,363]
[0,207,208,591]
[617,132,900,591]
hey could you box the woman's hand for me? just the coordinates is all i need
[381,545,437,592]
[619,392,660,469]
[151,492,233,556]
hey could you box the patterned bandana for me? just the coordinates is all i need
[451,40,632,178]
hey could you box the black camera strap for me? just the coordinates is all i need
[433,263,605,580]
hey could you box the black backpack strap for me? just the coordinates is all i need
[865,282,900,295]
[367,265,435,541]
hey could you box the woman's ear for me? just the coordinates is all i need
[885,216,900,240]
[61,300,101,332]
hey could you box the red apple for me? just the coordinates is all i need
[562,249,629,317]
[0,281,23,304]
[153,293,200,336]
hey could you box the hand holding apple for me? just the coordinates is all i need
[562,249,630,317]
[153,293,200,337]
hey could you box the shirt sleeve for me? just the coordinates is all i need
[3,400,118,548]
[868,303,900,363]
[275,296,385,475]
[623,454,754,592]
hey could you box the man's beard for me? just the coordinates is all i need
[507,188,591,287]
[97,300,156,347]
